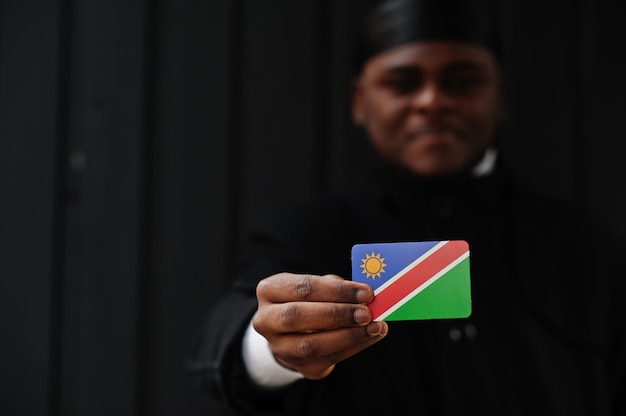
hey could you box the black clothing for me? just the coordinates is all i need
[189,157,626,415]
[358,0,503,69]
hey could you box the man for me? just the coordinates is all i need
[190,0,626,414]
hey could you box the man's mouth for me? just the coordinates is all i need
[412,128,458,144]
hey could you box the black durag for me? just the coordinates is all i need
[355,0,502,72]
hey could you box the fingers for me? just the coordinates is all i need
[272,321,389,380]
[255,273,375,334]
[255,301,373,334]
[256,273,374,305]
[252,272,385,380]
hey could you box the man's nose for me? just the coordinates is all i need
[410,83,449,114]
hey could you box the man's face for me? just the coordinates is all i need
[352,41,506,177]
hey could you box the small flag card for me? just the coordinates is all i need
[351,240,472,321]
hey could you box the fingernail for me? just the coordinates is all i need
[366,321,386,336]
[356,288,373,304]
[353,307,371,324]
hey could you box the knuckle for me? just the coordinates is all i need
[279,303,301,329]
[327,304,346,327]
[296,338,320,359]
[251,312,263,331]
[293,274,314,299]
[256,273,284,297]
[251,311,270,337]
[255,278,270,297]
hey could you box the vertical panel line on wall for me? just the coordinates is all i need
[224,0,245,279]
[135,0,158,415]
[570,0,588,209]
[314,0,331,193]
[49,0,73,414]
[575,0,595,209]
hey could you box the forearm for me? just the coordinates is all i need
[187,292,257,403]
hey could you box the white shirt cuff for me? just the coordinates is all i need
[241,318,305,388]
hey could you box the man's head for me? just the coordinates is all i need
[352,0,507,177]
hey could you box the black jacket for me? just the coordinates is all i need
[189,157,626,415]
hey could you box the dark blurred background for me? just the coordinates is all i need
[1,0,624,415]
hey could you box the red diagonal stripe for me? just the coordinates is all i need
[369,240,469,320]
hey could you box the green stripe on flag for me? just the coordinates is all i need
[385,257,472,321]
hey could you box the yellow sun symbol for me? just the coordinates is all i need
[360,252,387,279]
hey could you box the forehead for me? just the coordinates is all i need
[361,41,498,76]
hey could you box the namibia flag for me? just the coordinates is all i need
[351,240,472,321]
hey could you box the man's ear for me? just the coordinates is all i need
[351,77,365,126]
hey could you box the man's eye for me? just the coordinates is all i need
[444,76,487,94]
[382,78,419,93]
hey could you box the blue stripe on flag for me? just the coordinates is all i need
[351,241,441,291]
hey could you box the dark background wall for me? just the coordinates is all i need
[1,1,624,415]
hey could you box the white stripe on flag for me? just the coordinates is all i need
[376,251,469,320]
[374,241,449,295]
